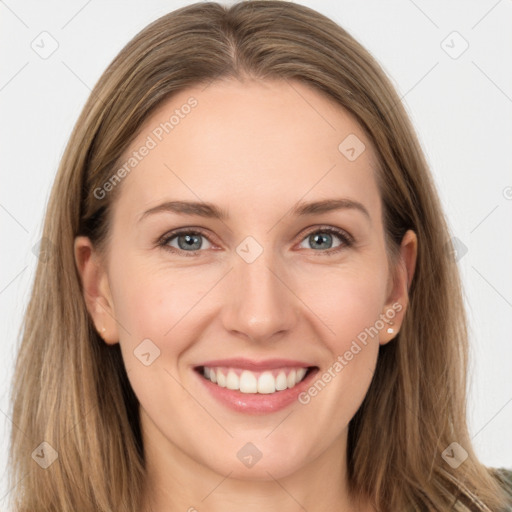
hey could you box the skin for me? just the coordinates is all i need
[75,77,417,512]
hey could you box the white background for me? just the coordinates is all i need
[1,0,511,507]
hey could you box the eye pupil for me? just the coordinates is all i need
[310,232,332,250]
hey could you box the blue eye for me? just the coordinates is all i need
[297,227,353,255]
[160,230,213,255]
[157,226,353,256]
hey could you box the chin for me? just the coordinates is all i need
[199,443,310,481]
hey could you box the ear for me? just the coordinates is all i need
[379,229,417,345]
[74,236,119,345]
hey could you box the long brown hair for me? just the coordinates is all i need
[7,1,510,510]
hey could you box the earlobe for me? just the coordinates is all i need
[73,236,119,345]
[380,229,418,345]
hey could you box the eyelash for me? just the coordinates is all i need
[156,226,354,257]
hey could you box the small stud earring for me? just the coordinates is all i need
[101,327,106,333]
[387,327,394,334]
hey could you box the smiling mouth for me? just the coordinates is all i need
[195,366,316,394]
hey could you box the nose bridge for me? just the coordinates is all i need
[222,237,297,341]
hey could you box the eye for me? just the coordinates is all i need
[157,226,353,257]
[297,226,353,255]
[158,229,213,256]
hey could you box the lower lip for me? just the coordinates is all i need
[195,368,318,414]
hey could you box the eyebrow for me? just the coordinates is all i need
[138,198,370,223]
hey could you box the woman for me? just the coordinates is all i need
[7,1,512,511]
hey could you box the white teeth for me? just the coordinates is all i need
[217,370,227,388]
[226,370,239,390]
[239,370,258,393]
[287,369,296,389]
[296,367,307,382]
[257,372,276,394]
[275,371,288,391]
[202,366,309,394]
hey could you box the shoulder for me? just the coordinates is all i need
[492,467,512,510]
[456,467,512,512]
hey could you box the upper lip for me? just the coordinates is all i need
[196,358,315,371]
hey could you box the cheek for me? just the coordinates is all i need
[109,255,206,340]
[300,262,389,349]
[109,262,202,419]
[295,263,387,408]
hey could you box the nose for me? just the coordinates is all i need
[221,244,299,344]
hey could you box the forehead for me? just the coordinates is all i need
[111,78,382,225]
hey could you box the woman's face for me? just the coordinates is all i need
[76,78,416,483]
